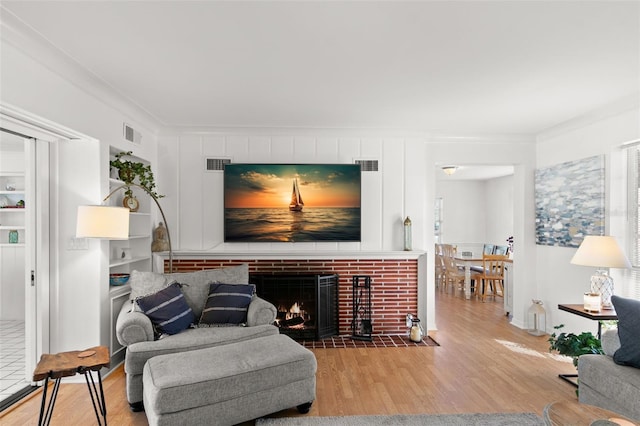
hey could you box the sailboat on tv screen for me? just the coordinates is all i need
[289,178,304,212]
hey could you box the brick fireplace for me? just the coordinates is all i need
[164,255,421,336]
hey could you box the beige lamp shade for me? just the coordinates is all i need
[76,205,130,240]
[570,236,631,268]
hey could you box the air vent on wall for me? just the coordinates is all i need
[205,158,231,171]
[355,159,379,172]
[123,123,142,144]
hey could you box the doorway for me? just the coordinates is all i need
[0,128,49,410]
[434,164,516,314]
[435,164,515,250]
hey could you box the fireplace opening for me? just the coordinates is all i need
[251,274,338,340]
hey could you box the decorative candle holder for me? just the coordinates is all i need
[527,299,546,336]
[583,292,601,312]
[403,216,412,251]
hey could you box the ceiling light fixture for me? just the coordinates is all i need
[442,166,457,175]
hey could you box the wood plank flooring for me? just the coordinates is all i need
[0,288,577,425]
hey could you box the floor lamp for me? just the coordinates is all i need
[76,183,174,273]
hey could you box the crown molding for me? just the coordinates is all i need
[159,124,437,139]
[0,7,162,135]
[427,132,535,145]
[537,93,640,142]
[158,124,537,145]
[0,102,96,142]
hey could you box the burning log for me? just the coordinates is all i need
[279,316,305,327]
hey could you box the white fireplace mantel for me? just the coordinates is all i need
[155,250,426,262]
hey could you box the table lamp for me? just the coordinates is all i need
[570,235,631,309]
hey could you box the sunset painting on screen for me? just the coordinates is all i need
[224,164,361,242]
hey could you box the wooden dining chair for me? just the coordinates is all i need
[442,254,465,294]
[494,245,509,256]
[442,253,481,296]
[435,253,447,290]
[441,243,456,258]
[477,254,507,302]
[483,244,495,255]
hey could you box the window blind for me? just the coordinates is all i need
[621,145,640,300]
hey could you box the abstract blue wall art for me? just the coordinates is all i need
[535,155,605,247]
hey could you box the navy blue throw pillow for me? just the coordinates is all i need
[611,295,640,368]
[199,283,254,325]
[136,282,195,335]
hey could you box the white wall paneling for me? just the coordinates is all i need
[162,134,426,253]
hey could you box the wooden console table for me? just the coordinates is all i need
[33,345,110,425]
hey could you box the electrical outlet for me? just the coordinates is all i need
[68,237,89,250]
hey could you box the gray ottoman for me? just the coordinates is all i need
[143,334,317,426]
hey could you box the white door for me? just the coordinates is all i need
[0,128,49,406]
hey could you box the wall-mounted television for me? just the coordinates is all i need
[224,164,361,242]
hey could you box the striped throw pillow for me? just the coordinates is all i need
[136,282,195,335]
[199,283,255,326]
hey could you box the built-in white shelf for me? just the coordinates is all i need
[0,225,26,230]
[0,243,25,247]
[109,255,152,268]
[109,282,131,295]
[128,234,150,240]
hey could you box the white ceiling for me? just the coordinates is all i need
[1,1,639,134]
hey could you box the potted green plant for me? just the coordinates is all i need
[548,324,603,368]
[110,151,163,210]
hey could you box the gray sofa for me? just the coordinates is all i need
[578,328,640,420]
[116,264,279,410]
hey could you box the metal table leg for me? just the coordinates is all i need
[37,377,63,426]
[85,370,107,425]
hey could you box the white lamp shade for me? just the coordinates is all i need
[76,205,130,240]
[570,236,631,269]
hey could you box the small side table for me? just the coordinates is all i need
[558,304,618,339]
[543,400,638,425]
[556,304,617,387]
[33,345,110,426]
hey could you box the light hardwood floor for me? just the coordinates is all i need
[0,288,577,425]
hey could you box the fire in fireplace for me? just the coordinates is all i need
[277,302,309,328]
[251,274,338,340]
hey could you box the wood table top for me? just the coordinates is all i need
[558,304,618,321]
[33,346,110,381]
[543,400,638,426]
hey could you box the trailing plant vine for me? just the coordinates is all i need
[110,151,163,199]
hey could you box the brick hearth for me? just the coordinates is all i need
[166,258,418,335]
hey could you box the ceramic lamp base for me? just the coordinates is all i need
[590,270,614,310]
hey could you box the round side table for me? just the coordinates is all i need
[543,400,638,426]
